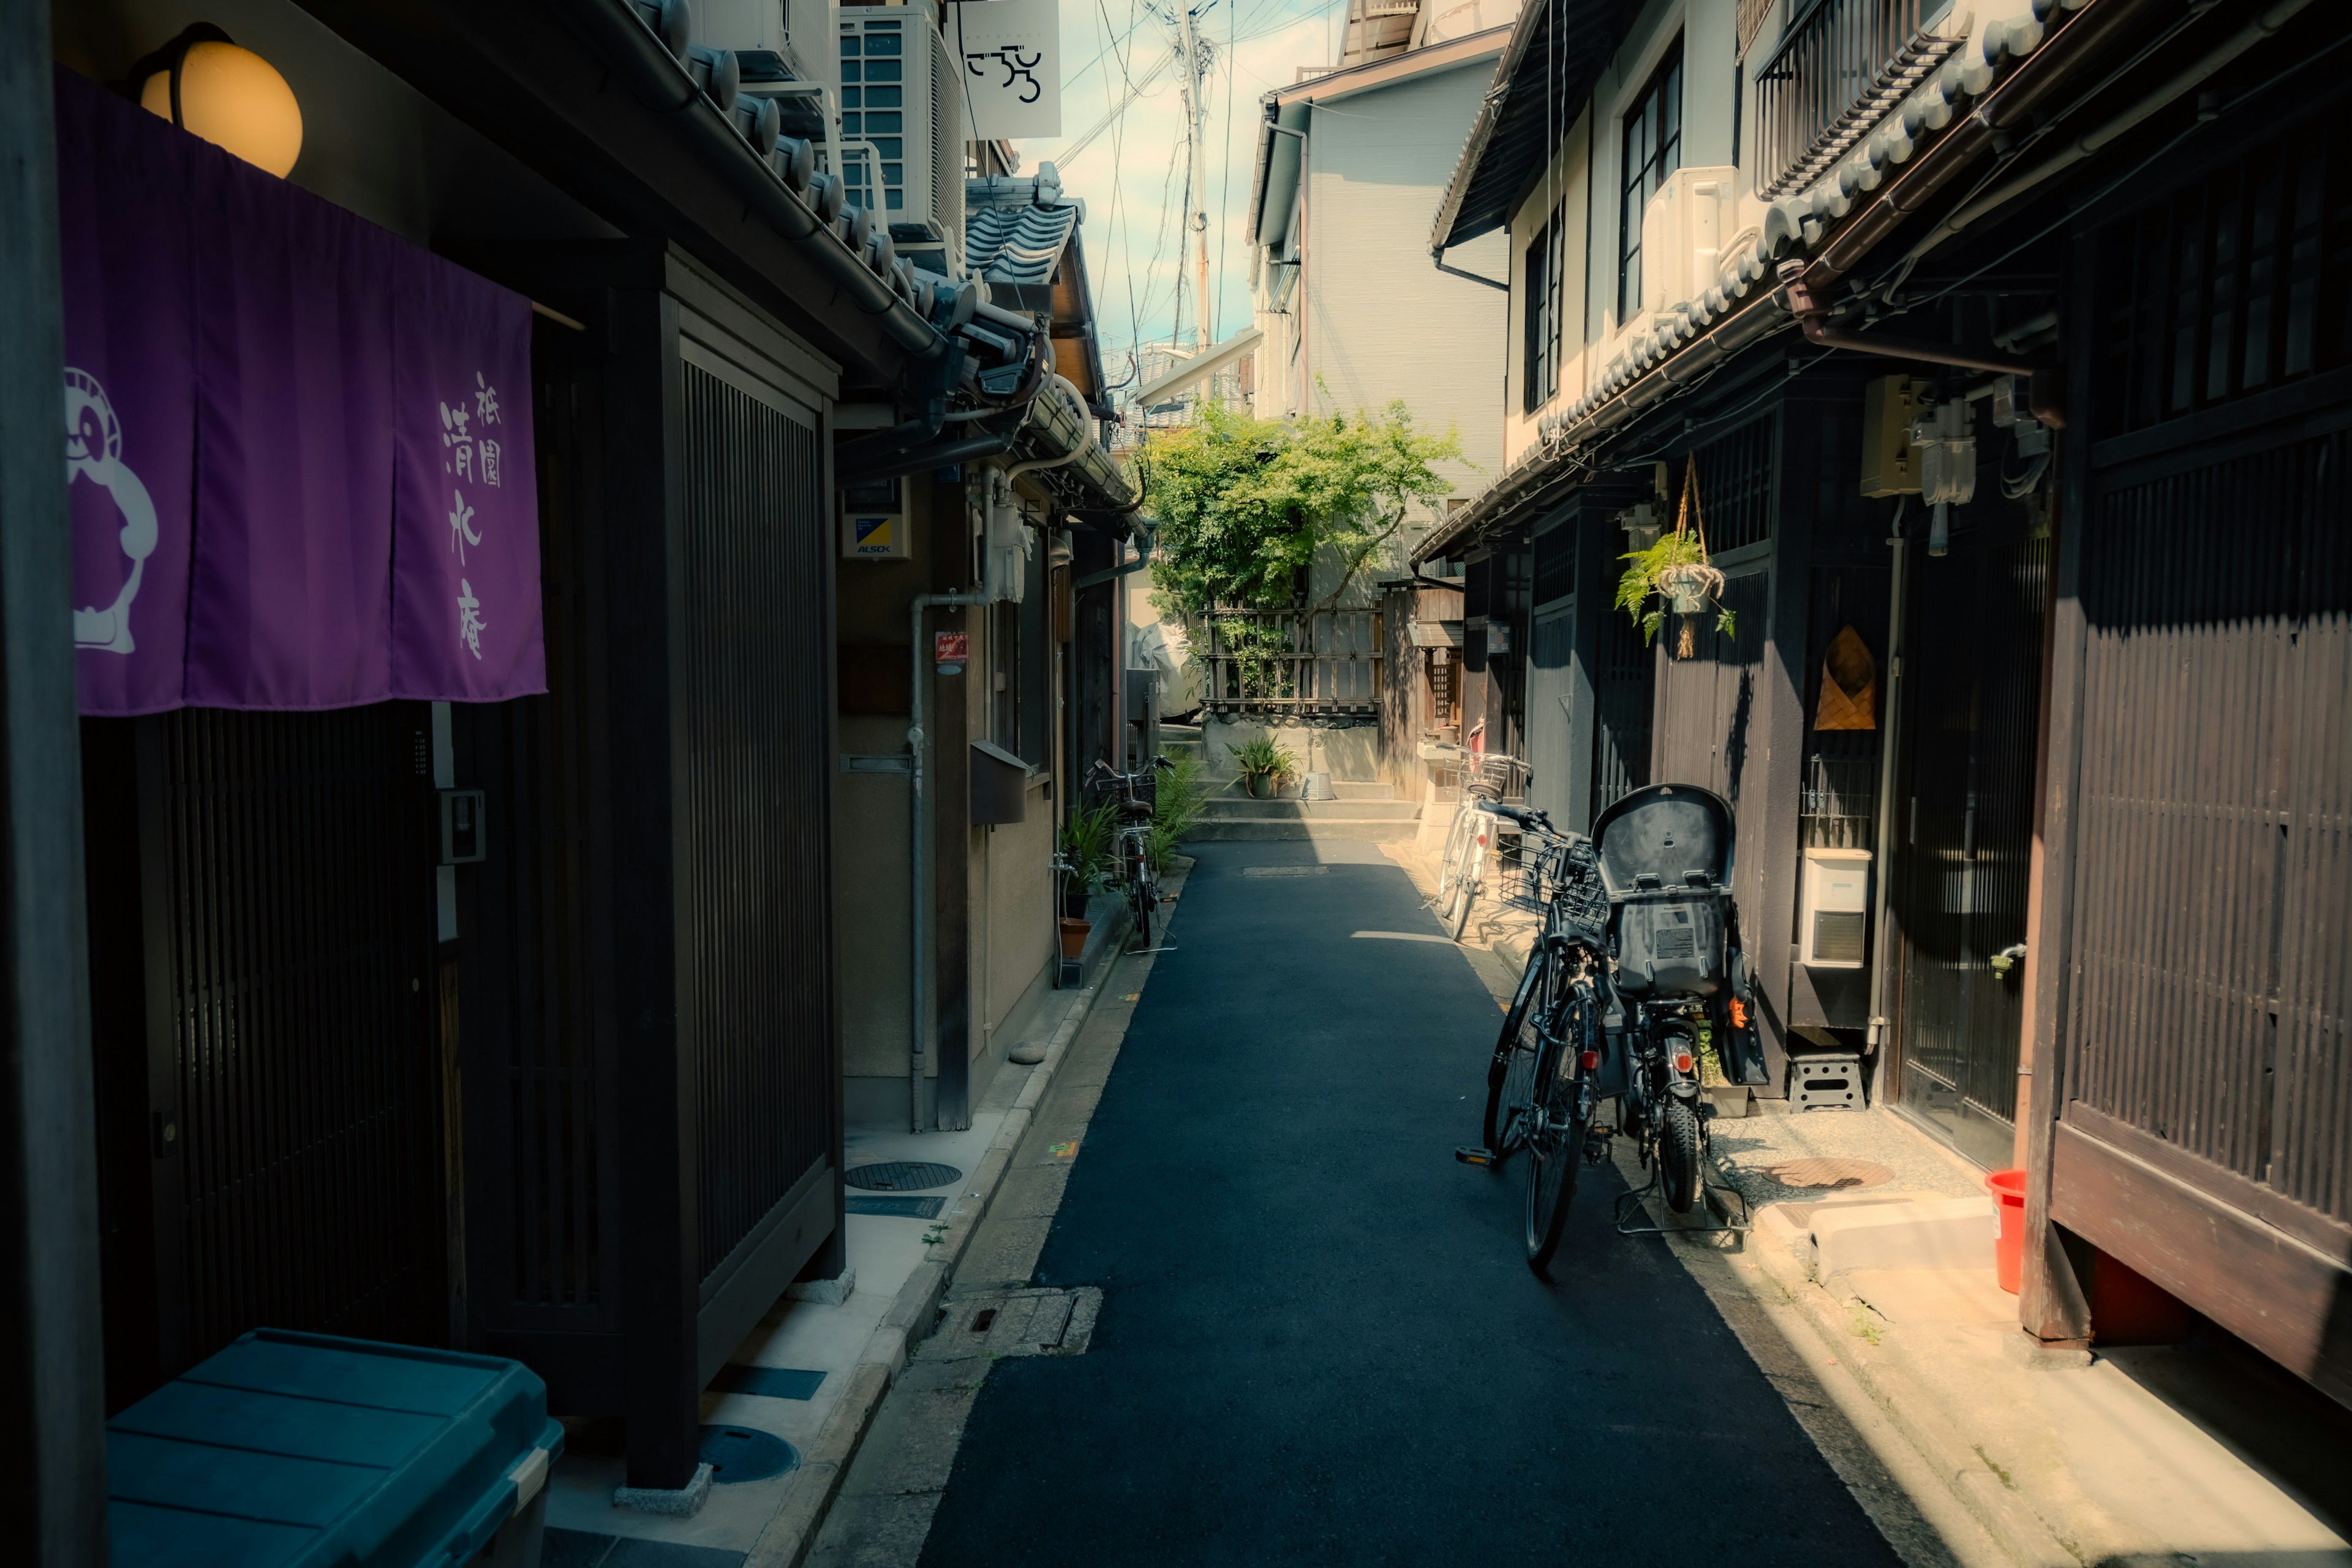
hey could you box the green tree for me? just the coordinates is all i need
[1134,398,1463,618]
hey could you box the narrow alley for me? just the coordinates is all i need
[815,842,1917,1566]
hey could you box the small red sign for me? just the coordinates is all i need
[934,631,969,665]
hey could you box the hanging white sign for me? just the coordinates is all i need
[949,0,1062,140]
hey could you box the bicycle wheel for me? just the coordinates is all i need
[1481,943,1552,1159]
[1129,866,1154,951]
[1525,980,1598,1273]
[1660,1096,1703,1215]
[1447,834,1484,941]
[1434,806,1471,913]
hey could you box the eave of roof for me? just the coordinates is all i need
[1429,0,1640,255]
[1248,28,1512,247]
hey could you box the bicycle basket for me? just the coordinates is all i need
[1555,838,1609,947]
[1486,831,1554,916]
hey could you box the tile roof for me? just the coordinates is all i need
[964,200,1079,285]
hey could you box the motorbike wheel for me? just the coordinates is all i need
[1660,1096,1703,1215]
[1524,984,1596,1275]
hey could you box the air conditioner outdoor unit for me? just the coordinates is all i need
[1640,165,1739,320]
[1800,848,1872,968]
[837,12,966,246]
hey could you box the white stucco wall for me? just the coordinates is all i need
[1302,60,1510,559]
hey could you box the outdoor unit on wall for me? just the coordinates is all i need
[974,472,1031,603]
[1800,848,1872,968]
[837,12,965,245]
[840,475,910,560]
[1639,166,1741,322]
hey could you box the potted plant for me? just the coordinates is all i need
[1227,733,1299,800]
[1616,454,1734,659]
[1055,801,1115,952]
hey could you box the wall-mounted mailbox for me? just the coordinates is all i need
[440,788,487,864]
[970,741,1028,826]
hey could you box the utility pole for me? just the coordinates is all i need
[1175,1,1211,353]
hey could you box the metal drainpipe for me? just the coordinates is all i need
[908,584,987,1132]
[1865,501,1911,1096]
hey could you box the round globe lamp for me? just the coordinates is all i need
[136,28,303,178]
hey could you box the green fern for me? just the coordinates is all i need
[1617,530,1735,646]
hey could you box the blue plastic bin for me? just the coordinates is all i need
[107,1329,565,1568]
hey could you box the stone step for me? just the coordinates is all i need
[1186,817,1419,843]
[1197,798,1421,822]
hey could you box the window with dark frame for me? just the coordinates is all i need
[1619,42,1684,326]
[1522,204,1565,413]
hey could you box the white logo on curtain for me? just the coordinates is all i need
[65,368,157,657]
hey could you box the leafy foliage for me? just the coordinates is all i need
[1056,799,1120,894]
[1615,529,1734,647]
[1135,398,1463,617]
[1144,749,1208,876]
[1226,732,1298,781]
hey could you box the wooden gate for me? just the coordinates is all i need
[85,704,443,1409]
[1896,514,2049,1169]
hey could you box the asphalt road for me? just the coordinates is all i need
[918,840,1905,1566]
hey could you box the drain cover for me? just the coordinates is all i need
[844,1161,963,1192]
[697,1425,798,1483]
[1762,1158,1894,1191]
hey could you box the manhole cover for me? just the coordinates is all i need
[1762,1158,1894,1191]
[698,1424,798,1483]
[845,1161,963,1192]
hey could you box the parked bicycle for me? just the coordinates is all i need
[1433,753,1532,941]
[1089,757,1172,951]
[1458,782,1770,1273]
[1453,810,1613,1267]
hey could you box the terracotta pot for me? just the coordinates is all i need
[1058,917,1091,959]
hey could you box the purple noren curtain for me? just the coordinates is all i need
[56,65,546,715]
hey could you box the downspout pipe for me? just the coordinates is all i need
[844,411,1026,486]
[571,0,945,359]
[1780,265,2067,426]
[907,586,986,1132]
[1072,520,1153,590]
[1866,502,1910,1085]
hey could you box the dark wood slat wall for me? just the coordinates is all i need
[676,361,833,1279]
[2029,96,2352,1385]
[459,307,622,1407]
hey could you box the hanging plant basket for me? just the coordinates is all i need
[1615,454,1736,658]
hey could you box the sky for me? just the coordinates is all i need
[1005,0,1350,399]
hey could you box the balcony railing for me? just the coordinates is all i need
[1752,0,1962,200]
[1197,608,1383,715]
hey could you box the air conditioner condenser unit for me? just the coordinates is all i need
[1800,848,1871,968]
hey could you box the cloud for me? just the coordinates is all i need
[1011,0,1341,395]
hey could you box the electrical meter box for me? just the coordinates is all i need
[1800,848,1872,967]
[1859,376,1925,497]
[840,475,910,559]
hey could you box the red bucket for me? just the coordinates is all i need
[1986,1169,2028,1294]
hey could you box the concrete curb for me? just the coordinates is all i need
[741,862,1186,1568]
[1738,1210,2079,1568]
